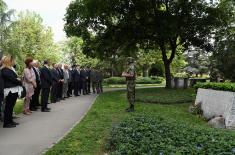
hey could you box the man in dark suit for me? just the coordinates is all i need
[40,60,52,112]
[72,65,81,96]
[97,69,104,93]
[80,66,88,95]
[0,57,4,121]
[57,64,64,101]
[50,63,60,103]
[30,60,41,111]
[86,67,91,94]
[77,65,83,95]
[67,65,73,97]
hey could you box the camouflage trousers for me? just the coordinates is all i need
[127,80,136,106]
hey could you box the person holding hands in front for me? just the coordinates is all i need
[22,58,36,115]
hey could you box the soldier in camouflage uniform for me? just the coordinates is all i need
[122,57,136,112]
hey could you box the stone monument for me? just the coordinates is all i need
[195,88,235,129]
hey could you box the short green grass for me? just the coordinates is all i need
[45,88,215,155]
[136,87,195,104]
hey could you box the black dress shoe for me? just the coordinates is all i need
[46,108,51,110]
[41,109,50,112]
[30,108,37,111]
[3,124,16,128]
[11,121,19,125]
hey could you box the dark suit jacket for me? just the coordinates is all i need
[72,69,80,82]
[40,66,52,89]
[57,68,64,80]
[87,69,91,81]
[51,68,60,83]
[0,70,4,103]
[33,67,41,86]
[68,69,73,83]
[1,67,22,88]
[80,69,87,82]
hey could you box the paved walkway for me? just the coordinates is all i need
[0,94,97,155]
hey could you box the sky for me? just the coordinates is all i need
[4,0,72,42]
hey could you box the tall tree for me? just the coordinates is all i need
[0,0,14,53]
[137,49,162,77]
[210,1,235,81]
[65,0,233,88]
[60,37,99,67]
[213,25,235,81]
[2,11,61,72]
[184,47,210,77]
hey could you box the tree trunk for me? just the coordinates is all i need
[159,38,177,89]
[164,61,172,88]
[143,64,149,77]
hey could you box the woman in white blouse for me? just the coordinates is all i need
[1,56,22,128]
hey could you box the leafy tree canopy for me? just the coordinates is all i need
[2,11,61,72]
[65,0,234,88]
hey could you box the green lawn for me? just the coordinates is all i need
[45,88,218,155]
[135,87,195,104]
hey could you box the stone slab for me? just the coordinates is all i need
[195,88,235,128]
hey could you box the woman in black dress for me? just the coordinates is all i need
[1,56,22,128]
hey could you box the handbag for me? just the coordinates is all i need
[20,86,26,99]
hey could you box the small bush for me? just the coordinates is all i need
[103,77,126,84]
[188,102,203,116]
[103,76,164,85]
[105,116,235,155]
[136,77,164,84]
[194,82,235,92]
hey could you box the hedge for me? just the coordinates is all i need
[194,82,235,92]
[105,116,235,155]
[103,76,164,85]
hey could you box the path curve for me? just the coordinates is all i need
[0,94,97,155]
[0,86,161,155]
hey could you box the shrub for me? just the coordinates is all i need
[188,102,203,116]
[105,116,235,155]
[136,77,164,84]
[194,82,235,92]
[103,77,164,85]
[103,77,126,84]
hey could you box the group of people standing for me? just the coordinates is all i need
[50,63,103,104]
[0,55,103,128]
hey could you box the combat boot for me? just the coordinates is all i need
[126,105,134,112]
